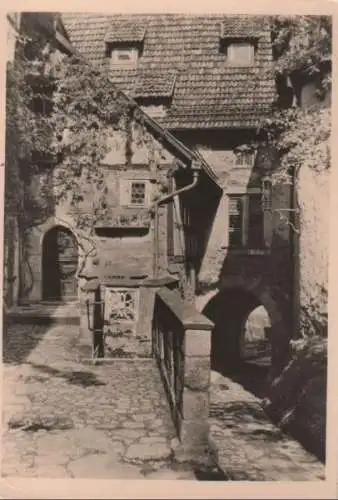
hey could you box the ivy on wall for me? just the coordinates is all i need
[5,26,166,301]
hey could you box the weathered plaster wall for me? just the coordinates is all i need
[298,165,329,336]
[21,119,178,304]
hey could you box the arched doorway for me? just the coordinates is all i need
[202,288,273,376]
[241,305,271,365]
[42,226,78,302]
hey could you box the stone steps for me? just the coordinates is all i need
[5,302,80,325]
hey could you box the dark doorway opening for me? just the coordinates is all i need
[42,226,78,302]
[203,288,272,397]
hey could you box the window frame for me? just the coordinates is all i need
[110,47,139,69]
[227,189,268,250]
[235,150,255,166]
[130,181,147,207]
[120,179,151,208]
[227,42,255,66]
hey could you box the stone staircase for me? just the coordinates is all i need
[5,301,80,325]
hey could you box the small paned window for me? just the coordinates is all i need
[130,182,146,206]
[227,42,255,65]
[235,151,255,166]
[120,179,151,207]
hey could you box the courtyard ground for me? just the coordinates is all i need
[210,369,325,481]
[2,320,325,481]
[2,323,197,480]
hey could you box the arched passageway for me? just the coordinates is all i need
[202,288,273,394]
[241,305,271,364]
[42,226,78,302]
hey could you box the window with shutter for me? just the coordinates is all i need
[247,194,265,248]
[228,192,267,249]
[167,178,174,258]
[228,195,244,247]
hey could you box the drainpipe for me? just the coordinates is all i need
[152,162,201,279]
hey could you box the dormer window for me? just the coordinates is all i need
[227,42,255,66]
[110,47,139,69]
[105,23,145,69]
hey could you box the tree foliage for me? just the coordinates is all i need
[271,15,331,77]
[6,31,161,233]
[263,15,331,184]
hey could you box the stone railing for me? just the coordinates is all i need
[152,287,215,464]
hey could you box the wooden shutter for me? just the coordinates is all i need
[167,178,174,258]
[119,179,131,206]
[247,194,265,248]
[228,195,244,247]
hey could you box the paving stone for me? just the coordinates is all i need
[35,452,69,467]
[144,467,196,480]
[35,465,69,478]
[122,421,146,429]
[139,436,168,444]
[67,452,122,478]
[124,442,172,462]
[2,324,193,480]
[210,373,325,481]
[113,429,144,440]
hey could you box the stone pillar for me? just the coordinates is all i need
[174,327,217,466]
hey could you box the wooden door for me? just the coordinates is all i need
[42,227,78,301]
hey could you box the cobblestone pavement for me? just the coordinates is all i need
[209,371,325,481]
[2,323,196,480]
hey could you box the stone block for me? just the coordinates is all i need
[179,420,209,448]
[185,329,211,357]
[182,388,209,420]
[184,356,211,391]
[174,421,216,467]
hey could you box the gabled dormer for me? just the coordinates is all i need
[219,20,260,66]
[104,23,146,69]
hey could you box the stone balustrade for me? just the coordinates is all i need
[153,287,216,465]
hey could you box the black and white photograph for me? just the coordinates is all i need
[1,5,334,495]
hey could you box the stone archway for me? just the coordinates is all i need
[202,287,276,376]
[42,226,79,302]
[240,305,272,364]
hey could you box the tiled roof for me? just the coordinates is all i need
[108,70,176,98]
[220,16,267,38]
[62,13,275,129]
[104,23,146,43]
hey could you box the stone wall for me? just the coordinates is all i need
[297,165,329,336]
[172,129,293,376]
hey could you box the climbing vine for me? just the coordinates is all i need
[5,25,165,302]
